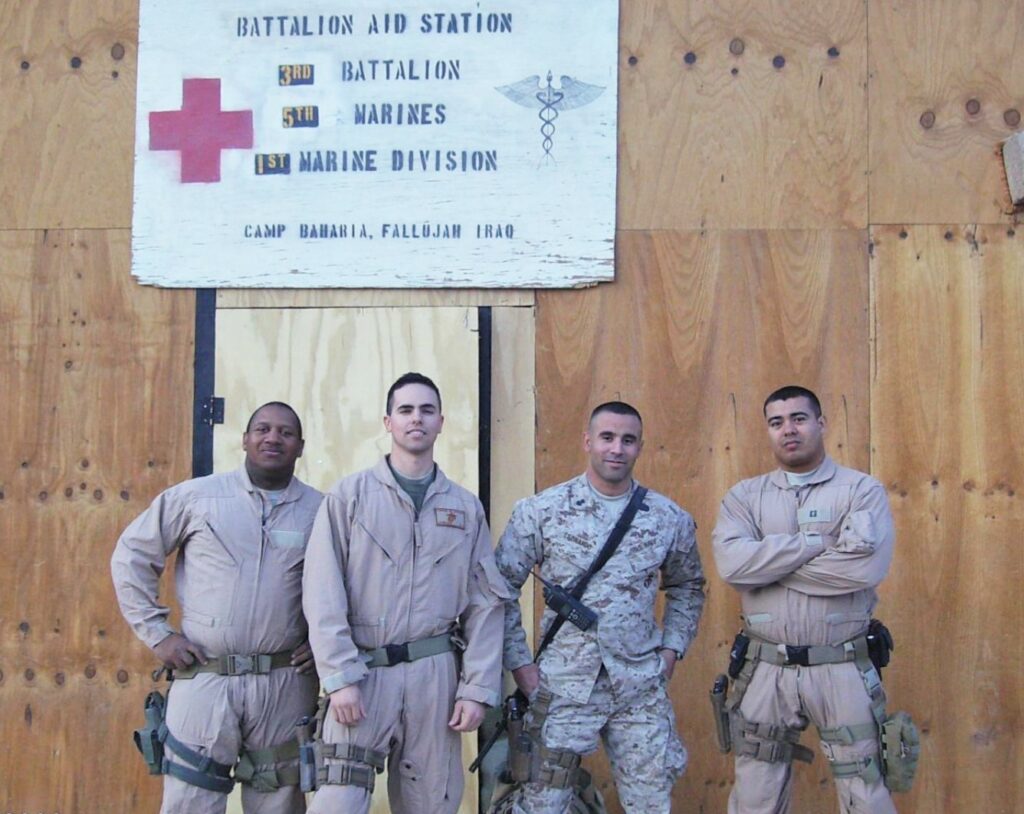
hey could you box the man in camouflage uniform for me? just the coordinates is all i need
[712,385,896,814]
[495,401,706,814]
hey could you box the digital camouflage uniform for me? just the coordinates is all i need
[712,456,896,814]
[302,459,509,814]
[496,475,705,814]
[111,467,323,814]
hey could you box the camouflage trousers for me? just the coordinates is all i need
[512,670,686,814]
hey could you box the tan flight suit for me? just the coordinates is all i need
[712,456,896,814]
[111,467,323,814]
[302,459,508,814]
[495,475,706,814]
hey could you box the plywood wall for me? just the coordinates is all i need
[532,1,1023,812]
[619,0,868,230]
[0,230,194,812]
[2,0,1022,812]
[871,225,1024,812]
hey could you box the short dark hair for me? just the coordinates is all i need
[763,386,822,418]
[589,401,643,425]
[386,372,442,415]
[245,401,303,439]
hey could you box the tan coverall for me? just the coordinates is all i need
[712,456,896,814]
[302,459,508,814]
[111,467,323,814]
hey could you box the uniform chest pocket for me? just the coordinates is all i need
[426,528,469,565]
[181,521,239,621]
[797,506,842,537]
[268,529,306,571]
[624,543,665,578]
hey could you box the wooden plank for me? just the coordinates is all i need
[868,0,1024,224]
[535,228,869,813]
[619,0,867,230]
[217,288,534,309]
[0,228,194,812]
[0,2,138,229]
[213,306,481,814]
[871,224,1024,813]
[490,307,537,653]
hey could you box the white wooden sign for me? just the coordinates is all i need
[132,1,619,288]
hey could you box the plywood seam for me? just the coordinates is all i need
[215,302,540,310]
[865,0,873,226]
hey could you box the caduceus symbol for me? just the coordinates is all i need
[496,71,605,159]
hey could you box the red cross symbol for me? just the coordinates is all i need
[149,79,253,183]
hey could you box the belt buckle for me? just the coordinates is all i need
[785,646,810,667]
[384,643,410,666]
[226,654,255,675]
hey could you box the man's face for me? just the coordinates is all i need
[765,396,826,473]
[584,411,644,493]
[384,383,444,455]
[242,404,304,478]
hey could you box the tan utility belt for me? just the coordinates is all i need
[173,650,293,679]
[745,634,869,668]
[361,631,459,669]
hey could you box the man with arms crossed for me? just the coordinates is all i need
[112,402,322,813]
[496,401,706,813]
[713,386,896,813]
[302,372,508,814]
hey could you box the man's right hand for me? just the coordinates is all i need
[329,685,367,726]
[152,633,207,670]
[512,663,540,698]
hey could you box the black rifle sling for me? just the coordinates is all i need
[532,486,649,660]
[468,486,650,776]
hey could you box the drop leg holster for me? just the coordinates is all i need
[814,636,887,784]
[296,695,387,793]
[724,625,919,791]
[720,634,813,765]
[133,691,235,793]
[508,688,594,791]
[722,630,884,769]
[134,689,313,795]
[234,738,302,793]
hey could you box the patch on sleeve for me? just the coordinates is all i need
[435,508,466,529]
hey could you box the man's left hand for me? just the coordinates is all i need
[448,699,486,732]
[659,648,678,680]
[290,641,316,674]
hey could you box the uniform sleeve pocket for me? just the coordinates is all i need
[475,557,514,600]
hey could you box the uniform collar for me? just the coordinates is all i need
[372,456,451,499]
[769,455,837,490]
[235,465,302,503]
[566,472,639,514]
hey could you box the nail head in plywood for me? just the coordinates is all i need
[620,0,867,230]
[0,1,139,229]
[871,226,1024,813]
[869,0,1024,223]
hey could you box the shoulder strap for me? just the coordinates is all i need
[533,486,648,660]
